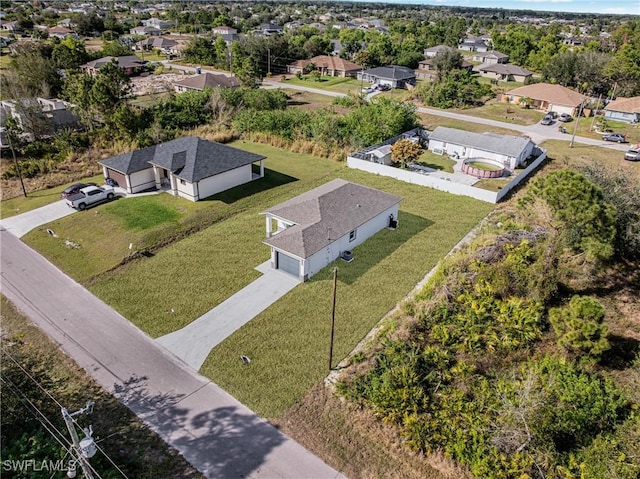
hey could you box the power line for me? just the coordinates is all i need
[0,373,71,451]
[1,348,125,479]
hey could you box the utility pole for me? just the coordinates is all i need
[570,100,586,148]
[328,267,338,371]
[6,127,27,197]
[590,93,602,131]
[62,402,97,479]
[267,48,271,75]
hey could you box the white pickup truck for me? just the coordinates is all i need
[65,185,115,210]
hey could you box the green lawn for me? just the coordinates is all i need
[279,76,363,95]
[416,150,457,173]
[452,100,544,125]
[23,141,493,419]
[1,174,104,219]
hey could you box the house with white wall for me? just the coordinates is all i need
[99,137,265,201]
[261,179,402,281]
[428,126,535,170]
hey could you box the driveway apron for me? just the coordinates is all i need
[0,199,76,237]
[157,261,300,370]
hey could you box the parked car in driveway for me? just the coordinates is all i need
[558,113,573,122]
[624,148,640,161]
[540,115,553,125]
[65,185,115,210]
[603,133,627,143]
[61,182,97,199]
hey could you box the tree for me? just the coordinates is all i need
[521,169,617,263]
[416,70,493,109]
[182,36,216,65]
[345,98,418,147]
[550,296,610,361]
[431,47,464,81]
[391,139,422,168]
[51,36,89,70]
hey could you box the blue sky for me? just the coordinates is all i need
[366,0,640,16]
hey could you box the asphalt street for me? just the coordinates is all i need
[0,229,344,479]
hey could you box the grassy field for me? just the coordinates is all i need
[0,174,104,219]
[452,99,545,125]
[279,75,363,95]
[418,111,521,136]
[24,141,492,419]
[416,150,457,172]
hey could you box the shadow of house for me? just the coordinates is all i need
[205,167,298,204]
[312,210,432,285]
[114,375,288,478]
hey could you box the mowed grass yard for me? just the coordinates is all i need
[23,141,493,419]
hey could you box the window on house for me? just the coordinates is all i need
[180,179,186,185]
[349,229,356,242]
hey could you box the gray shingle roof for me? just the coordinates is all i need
[174,72,240,90]
[430,126,532,158]
[99,137,265,182]
[262,179,402,258]
[362,65,416,81]
[99,145,158,174]
[475,63,532,76]
[148,137,265,182]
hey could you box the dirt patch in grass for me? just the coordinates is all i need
[275,383,470,479]
[0,295,203,479]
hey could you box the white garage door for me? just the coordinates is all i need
[277,252,299,278]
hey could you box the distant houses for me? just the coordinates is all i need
[604,97,640,124]
[504,83,588,116]
[287,55,361,78]
[80,55,146,76]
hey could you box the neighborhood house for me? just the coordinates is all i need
[262,179,402,281]
[604,96,640,124]
[428,126,536,170]
[99,136,265,201]
[504,82,588,116]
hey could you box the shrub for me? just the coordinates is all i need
[550,295,610,361]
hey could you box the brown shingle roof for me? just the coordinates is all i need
[605,97,640,114]
[288,55,361,72]
[262,179,402,258]
[174,72,240,90]
[507,83,587,107]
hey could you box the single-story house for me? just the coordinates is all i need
[428,126,536,170]
[474,63,533,83]
[257,23,283,35]
[458,36,490,52]
[503,83,588,117]
[212,25,237,35]
[286,55,361,77]
[173,72,241,92]
[424,44,451,58]
[416,57,473,80]
[130,25,161,36]
[47,25,77,39]
[604,97,640,123]
[141,18,173,32]
[262,179,402,281]
[135,37,178,52]
[357,65,416,89]
[472,50,508,64]
[98,136,266,201]
[80,56,146,76]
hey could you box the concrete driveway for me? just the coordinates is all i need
[0,199,76,238]
[157,261,300,370]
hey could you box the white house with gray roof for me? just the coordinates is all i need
[261,179,402,281]
[428,127,535,170]
[99,136,265,201]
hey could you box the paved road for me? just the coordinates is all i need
[1,199,77,238]
[158,261,300,370]
[0,229,344,479]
